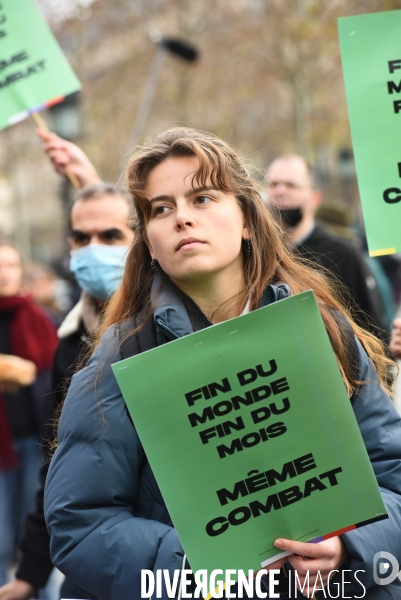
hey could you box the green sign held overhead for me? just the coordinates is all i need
[339,10,401,256]
[0,0,81,131]
[112,291,386,595]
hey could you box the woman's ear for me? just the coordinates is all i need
[242,226,250,241]
[143,231,156,259]
[146,242,156,260]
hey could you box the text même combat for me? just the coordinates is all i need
[182,361,343,538]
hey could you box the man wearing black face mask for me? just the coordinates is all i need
[266,154,388,337]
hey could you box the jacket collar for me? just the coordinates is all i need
[151,273,291,345]
[151,274,198,344]
[57,292,100,339]
[57,298,84,339]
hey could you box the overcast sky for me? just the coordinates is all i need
[34,0,95,23]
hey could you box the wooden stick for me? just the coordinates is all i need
[31,110,49,133]
[31,112,81,189]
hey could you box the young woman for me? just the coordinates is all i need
[44,128,401,600]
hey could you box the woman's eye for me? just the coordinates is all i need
[154,205,169,215]
[195,195,211,205]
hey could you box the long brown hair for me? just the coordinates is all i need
[100,127,395,396]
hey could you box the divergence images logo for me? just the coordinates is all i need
[373,552,400,586]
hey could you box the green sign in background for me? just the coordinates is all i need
[113,292,385,586]
[339,10,401,256]
[0,0,80,130]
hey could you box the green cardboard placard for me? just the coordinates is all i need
[112,291,386,594]
[339,10,401,256]
[0,0,81,130]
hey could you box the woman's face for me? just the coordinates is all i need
[0,246,22,297]
[144,156,248,288]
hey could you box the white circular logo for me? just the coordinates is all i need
[373,552,400,586]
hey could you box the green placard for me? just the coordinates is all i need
[339,10,401,256]
[112,291,386,591]
[0,0,81,130]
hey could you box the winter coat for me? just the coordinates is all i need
[44,280,401,599]
[16,298,95,596]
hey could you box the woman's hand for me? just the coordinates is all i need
[274,536,349,596]
[0,580,35,600]
[0,354,36,387]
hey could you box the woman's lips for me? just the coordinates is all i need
[176,239,205,252]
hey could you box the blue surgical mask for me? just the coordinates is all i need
[70,244,129,300]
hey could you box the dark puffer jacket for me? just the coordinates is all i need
[44,280,401,599]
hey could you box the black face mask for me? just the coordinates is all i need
[278,207,303,229]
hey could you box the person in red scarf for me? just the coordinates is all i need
[0,244,58,588]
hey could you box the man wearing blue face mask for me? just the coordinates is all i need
[0,136,134,600]
[69,184,134,301]
[70,241,129,301]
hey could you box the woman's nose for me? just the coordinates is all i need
[175,202,195,229]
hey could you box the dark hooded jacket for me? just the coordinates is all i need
[44,280,401,599]
[295,223,389,339]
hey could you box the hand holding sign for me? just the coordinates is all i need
[37,129,101,189]
[274,536,350,596]
[113,291,387,590]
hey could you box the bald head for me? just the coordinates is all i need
[266,155,315,194]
